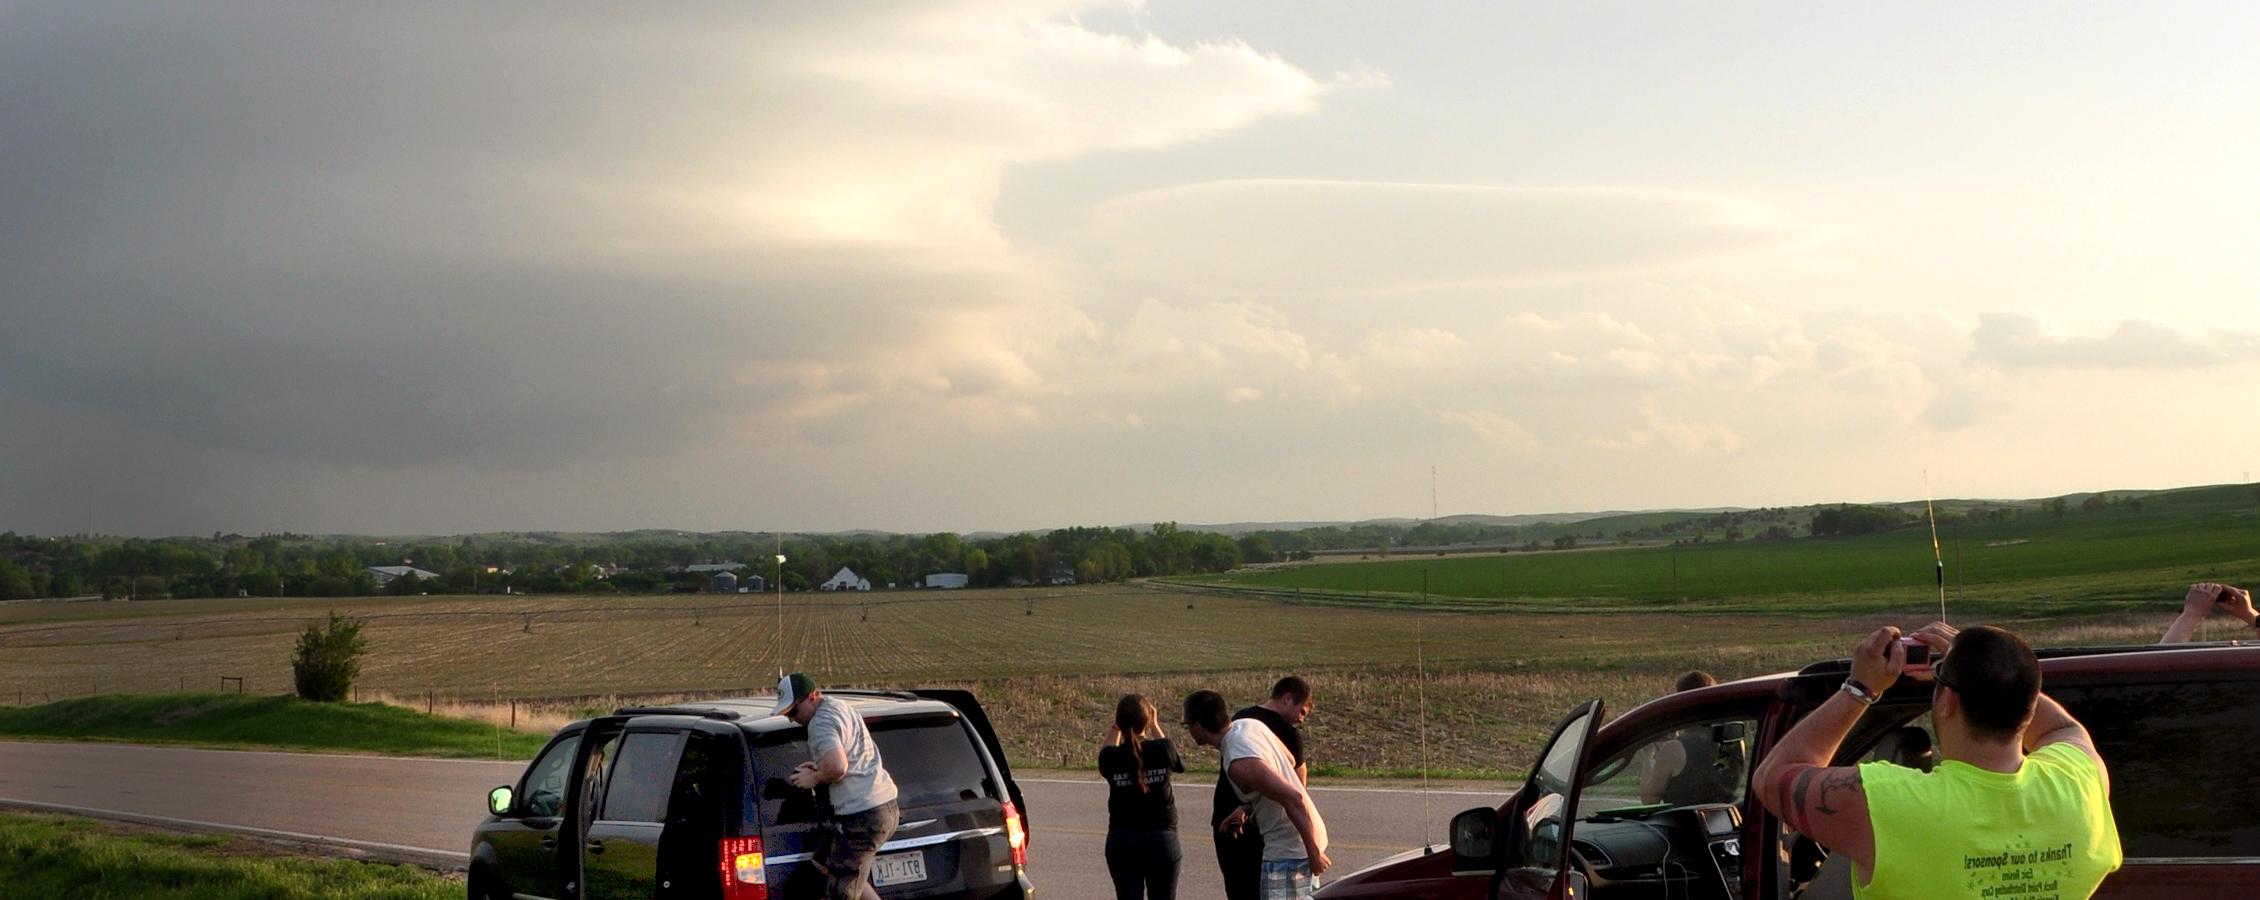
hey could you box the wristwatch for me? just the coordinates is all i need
[1840,678,1879,706]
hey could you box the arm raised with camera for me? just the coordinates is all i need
[2161,582,2256,644]
[1755,627,1919,871]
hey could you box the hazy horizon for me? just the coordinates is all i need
[5,2,2257,537]
[17,479,2240,542]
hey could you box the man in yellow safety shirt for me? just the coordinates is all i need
[1754,623,2120,899]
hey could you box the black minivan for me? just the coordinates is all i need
[469,689,1032,899]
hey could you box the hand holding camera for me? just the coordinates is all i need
[1852,622,1956,696]
[2183,582,2251,617]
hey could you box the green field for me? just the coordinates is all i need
[4,485,2255,775]
[0,694,551,759]
[0,811,456,899]
[1187,484,2260,613]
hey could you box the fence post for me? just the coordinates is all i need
[427,691,434,715]
[510,699,518,729]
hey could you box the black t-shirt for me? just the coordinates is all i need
[1098,738,1185,832]
[1210,705,1305,827]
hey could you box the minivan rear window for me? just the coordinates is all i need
[750,713,995,826]
[871,716,995,809]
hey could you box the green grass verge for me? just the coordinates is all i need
[0,811,456,899]
[0,693,551,759]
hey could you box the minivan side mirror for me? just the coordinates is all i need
[1448,806,1497,876]
[488,786,514,816]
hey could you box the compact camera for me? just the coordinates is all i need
[1898,637,1933,669]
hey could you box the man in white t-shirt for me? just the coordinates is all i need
[1184,689,1330,899]
[778,672,900,900]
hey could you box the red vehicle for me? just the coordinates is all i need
[1317,641,2260,899]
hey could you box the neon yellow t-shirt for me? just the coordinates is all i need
[1854,742,2121,900]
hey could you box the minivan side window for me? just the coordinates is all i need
[2055,680,2260,860]
[754,738,824,826]
[519,733,583,818]
[599,731,687,824]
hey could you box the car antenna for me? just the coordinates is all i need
[1416,616,1434,851]
[1925,470,1947,623]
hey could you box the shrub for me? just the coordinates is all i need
[291,612,368,702]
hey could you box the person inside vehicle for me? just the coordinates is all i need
[2160,581,2257,643]
[1755,623,2121,899]
[1639,670,1742,805]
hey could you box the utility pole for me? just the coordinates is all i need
[774,533,787,679]
[1430,466,1438,520]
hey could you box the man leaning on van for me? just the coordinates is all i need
[1754,623,2120,899]
[779,672,902,900]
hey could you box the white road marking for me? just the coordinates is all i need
[0,797,470,861]
[0,739,530,767]
[1018,777,1503,798]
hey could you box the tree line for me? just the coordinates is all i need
[0,493,2156,602]
[0,524,1258,601]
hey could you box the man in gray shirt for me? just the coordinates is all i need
[778,672,900,900]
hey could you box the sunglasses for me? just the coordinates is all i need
[1932,653,1959,691]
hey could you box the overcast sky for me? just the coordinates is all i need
[4,1,2257,537]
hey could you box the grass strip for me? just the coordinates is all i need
[0,693,550,759]
[0,810,456,899]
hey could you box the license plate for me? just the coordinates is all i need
[872,850,928,888]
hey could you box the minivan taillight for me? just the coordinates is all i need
[719,835,767,900]
[1001,800,1028,868]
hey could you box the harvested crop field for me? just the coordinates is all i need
[0,584,2230,775]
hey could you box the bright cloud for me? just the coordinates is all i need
[3,2,2258,535]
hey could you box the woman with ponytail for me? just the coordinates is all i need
[1099,692,1185,900]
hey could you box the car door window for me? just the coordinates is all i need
[599,732,686,824]
[1581,716,1757,813]
[1518,704,1598,870]
[2056,680,2260,860]
[520,733,583,818]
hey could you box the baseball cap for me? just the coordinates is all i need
[772,672,817,716]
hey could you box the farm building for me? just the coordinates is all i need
[821,567,872,591]
[924,573,969,589]
[364,565,439,588]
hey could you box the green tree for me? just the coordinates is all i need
[291,612,368,702]
[0,561,33,600]
[1236,535,1278,565]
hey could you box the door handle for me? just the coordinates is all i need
[541,836,558,850]
[586,839,606,855]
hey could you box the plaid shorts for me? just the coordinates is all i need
[1260,858,1319,899]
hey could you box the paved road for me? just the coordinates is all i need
[0,741,1511,899]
